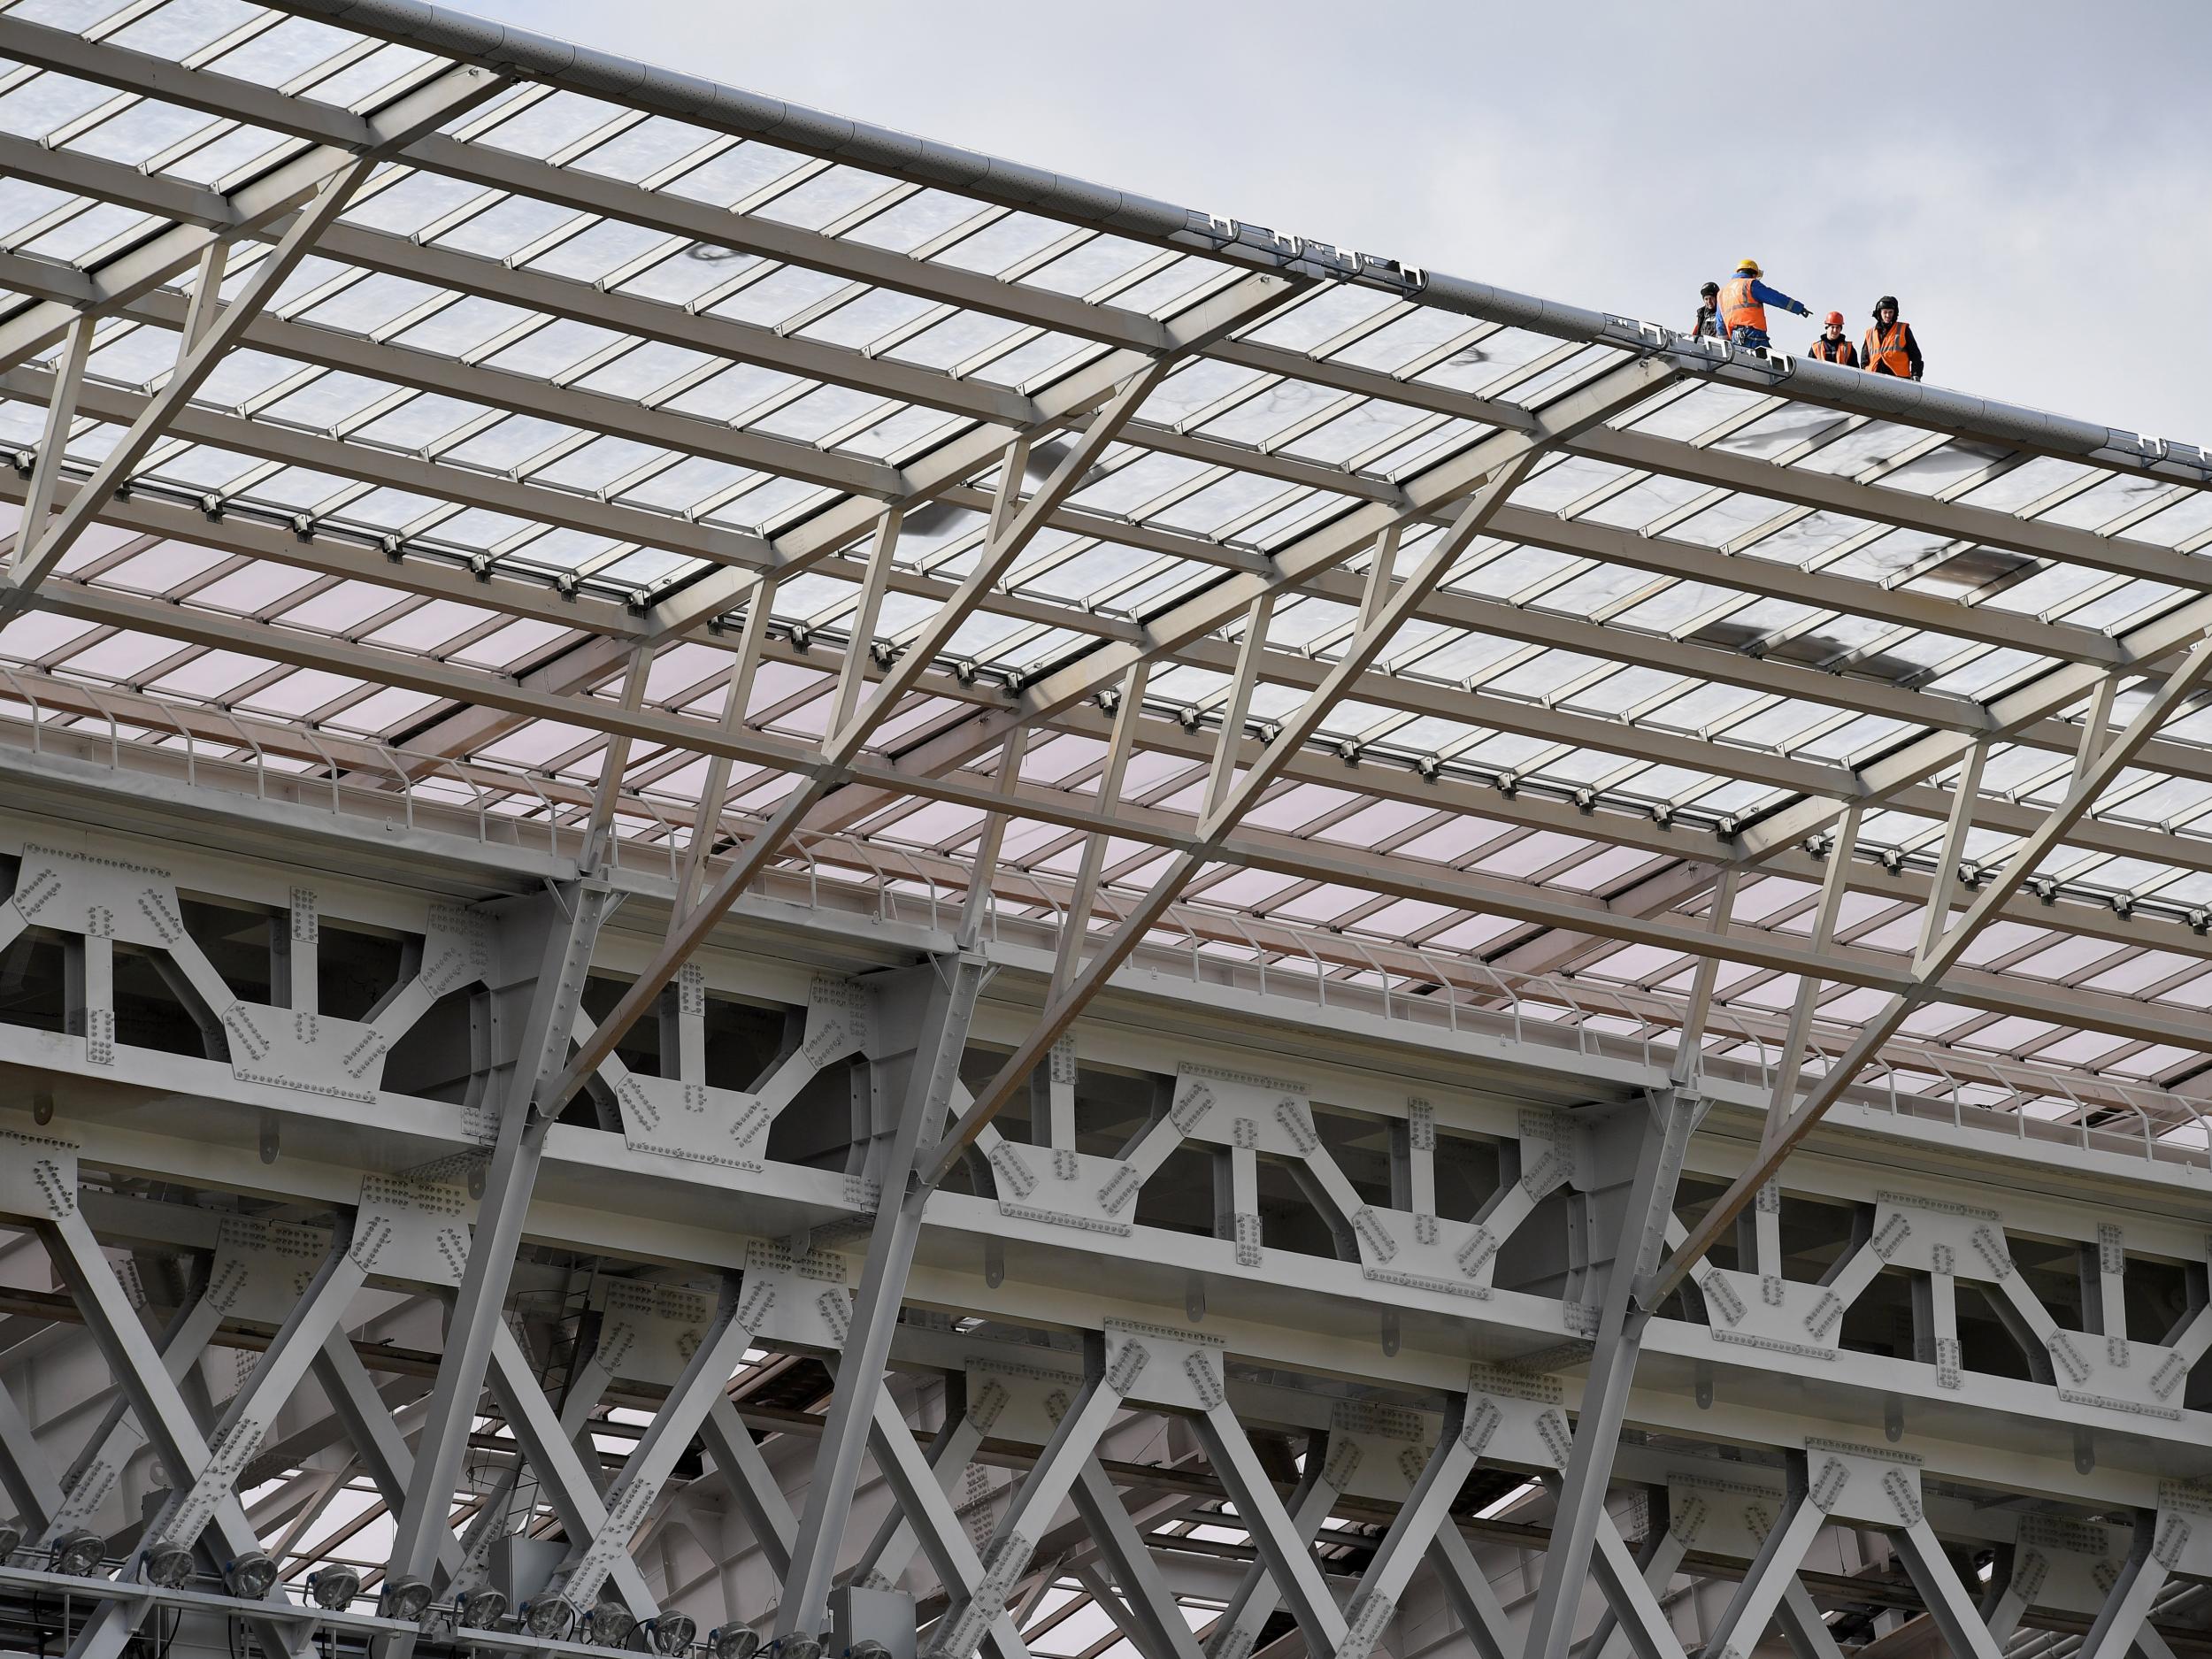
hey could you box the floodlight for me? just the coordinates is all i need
[0,1521,22,1561]
[524,1599,577,1640]
[709,1628,760,1659]
[649,1612,697,1654]
[381,1575,436,1623]
[587,1601,639,1647]
[51,1530,105,1577]
[142,1542,195,1588]
[226,1552,279,1599]
[460,1588,511,1630]
[308,1565,361,1610]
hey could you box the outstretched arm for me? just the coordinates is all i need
[1751,280,1812,317]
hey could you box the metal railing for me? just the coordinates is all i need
[0,685,2204,1171]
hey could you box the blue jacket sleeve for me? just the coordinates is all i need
[1751,280,1809,316]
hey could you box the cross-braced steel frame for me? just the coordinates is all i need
[1,7,2210,1659]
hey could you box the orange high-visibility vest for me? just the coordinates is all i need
[1719,276,1767,334]
[1809,335,1857,366]
[1863,320,1914,376]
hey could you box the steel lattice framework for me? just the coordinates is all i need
[0,7,2209,1659]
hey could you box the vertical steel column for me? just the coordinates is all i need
[1520,1087,1701,1659]
[1759,805,1861,1139]
[678,574,779,911]
[776,948,990,1637]
[381,884,614,1604]
[577,641,653,874]
[12,312,94,567]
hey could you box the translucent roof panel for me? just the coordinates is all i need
[2,0,2210,1141]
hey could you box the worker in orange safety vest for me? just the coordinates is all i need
[1862,296,1924,380]
[1808,311,1858,366]
[1717,258,1812,352]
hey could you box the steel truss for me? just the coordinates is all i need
[0,787,2208,1659]
[1,5,2211,1659]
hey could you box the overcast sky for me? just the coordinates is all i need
[469,0,2209,444]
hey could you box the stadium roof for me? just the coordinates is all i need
[5,0,2212,1161]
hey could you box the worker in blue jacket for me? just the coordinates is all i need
[1717,258,1813,352]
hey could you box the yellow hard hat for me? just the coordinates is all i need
[1736,258,1762,275]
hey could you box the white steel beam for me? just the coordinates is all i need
[0,50,502,372]
[1189,1401,1347,1658]
[1426,1524,1519,1659]
[696,1397,798,1581]
[1649,640,2212,1306]
[922,350,1677,1180]
[38,1205,304,1659]
[381,885,615,1604]
[1521,1090,1701,1659]
[535,276,1288,1116]
[777,951,989,1638]
[1068,1463,1208,1659]
[2,159,380,613]
[865,1383,1031,1659]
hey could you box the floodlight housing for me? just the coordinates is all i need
[649,1611,698,1654]
[524,1599,576,1640]
[142,1542,196,1588]
[587,1601,639,1647]
[226,1551,279,1599]
[381,1575,436,1623]
[51,1530,105,1578]
[308,1565,362,1610]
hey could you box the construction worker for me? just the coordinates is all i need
[1862,296,1924,380]
[1808,311,1858,366]
[1694,280,1722,338]
[1717,258,1811,353]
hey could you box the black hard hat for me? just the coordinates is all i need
[1873,294,1899,317]
[1700,280,1718,296]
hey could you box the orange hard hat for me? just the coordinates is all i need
[1824,311,1845,328]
